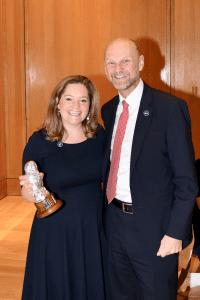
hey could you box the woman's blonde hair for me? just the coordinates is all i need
[42,75,99,141]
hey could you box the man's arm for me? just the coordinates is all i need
[158,100,198,256]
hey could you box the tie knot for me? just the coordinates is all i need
[122,100,129,110]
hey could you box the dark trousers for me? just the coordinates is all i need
[106,200,179,300]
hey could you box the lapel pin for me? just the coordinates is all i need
[143,110,149,116]
[57,142,63,147]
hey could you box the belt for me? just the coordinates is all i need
[112,198,133,214]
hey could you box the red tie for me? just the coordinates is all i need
[107,100,129,203]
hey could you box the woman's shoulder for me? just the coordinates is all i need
[95,123,107,147]
[23,129,49,173]
[28,128,48,144]
[25,129,52,154]
[96,123,106,137]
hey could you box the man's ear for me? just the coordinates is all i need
[139,55,144,72]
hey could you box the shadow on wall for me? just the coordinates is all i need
[136,37,200,109]
[135,37,167,92]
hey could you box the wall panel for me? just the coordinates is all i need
[3,0,26,183]
[0,0,7,199]
[25,0,113,136]
[172,0,200,159]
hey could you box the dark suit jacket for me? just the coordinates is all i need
[101,82,198,253]
[193,159,200,254]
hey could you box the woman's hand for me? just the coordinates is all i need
[19,173,44,203]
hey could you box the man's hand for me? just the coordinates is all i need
[157,235,182,257]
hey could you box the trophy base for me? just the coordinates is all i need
[34,193,63,218]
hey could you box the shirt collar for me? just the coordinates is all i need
[118,78,144,110]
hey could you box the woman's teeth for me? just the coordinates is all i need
[69,111,80,115]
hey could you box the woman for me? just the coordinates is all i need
[19,75,109,300]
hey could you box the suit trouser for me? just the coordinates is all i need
[105,200,178,300]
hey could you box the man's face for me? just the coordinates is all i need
[104,40,144,97]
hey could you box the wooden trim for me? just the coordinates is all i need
[7,179,21,196]
[3,0,26,178]
[165,0,171,94]
[0,179,7,200]
[170,0,175,95]
[24,0,30,142]
[0,0,7,185]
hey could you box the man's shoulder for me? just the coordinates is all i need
[145,83,186,108]
[102,95,119,111]
[144,83,185,103]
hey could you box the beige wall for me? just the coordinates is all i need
[0,0,200,197]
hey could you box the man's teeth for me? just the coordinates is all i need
[115,75,126,78]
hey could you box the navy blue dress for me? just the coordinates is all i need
[21,126,109,300]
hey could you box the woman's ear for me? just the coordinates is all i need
[56,97,59,109]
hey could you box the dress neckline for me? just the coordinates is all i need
[63,138,88,145]
[57,138,89,147]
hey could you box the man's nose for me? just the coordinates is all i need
[115,63,123,73]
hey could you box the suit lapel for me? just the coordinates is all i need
[102,96,119,181]
[130,84,153,177]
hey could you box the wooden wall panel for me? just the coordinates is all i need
[3,0,26,181]
[25,0,112,137]
[7,178,21,196]
[172,0,200,159]
[0,0,7,199]
[25,0,170,137]
[0,180,7,200]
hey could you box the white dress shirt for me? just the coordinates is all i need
[110,79,144,203]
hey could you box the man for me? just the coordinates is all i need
[101,37,198,300]
[193,159,200,260]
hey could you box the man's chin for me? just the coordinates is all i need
[114,79,140,92]
[112,81,128,90]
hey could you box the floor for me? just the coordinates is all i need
[0,196,199,300]
[0,196,36,300]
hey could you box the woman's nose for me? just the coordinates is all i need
[73,100,80,108]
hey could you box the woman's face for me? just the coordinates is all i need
[58,83,90,129]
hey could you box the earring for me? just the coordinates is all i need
[86,115,89,121]
[57,109,60,116]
